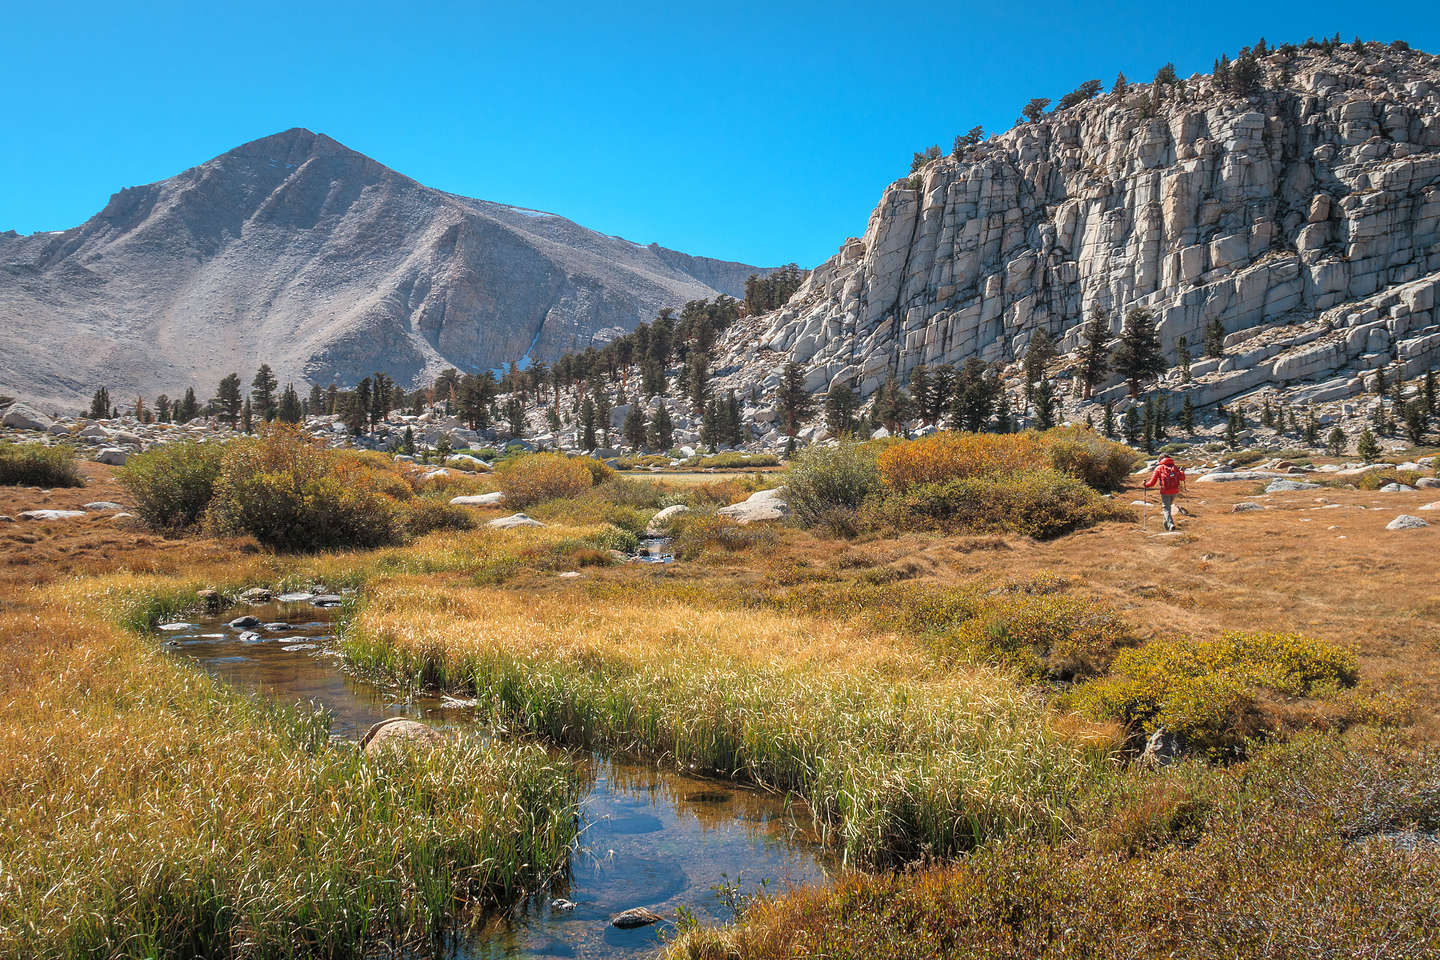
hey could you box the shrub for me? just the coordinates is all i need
[784,443,881,528]
[672,514,779,559]
[207,426,402,552]
[586,523,640,554]
[878,429,1138,492]
[495,453,593,508]
[1078,631,1359,756]
[938,592,1133,680]
[0,441,82,487]
[863,469,1130,539]
[687,452,781,469]
[1042,427,1138,490]
[118,441,225,529]
[398,499,476,538]
[575,456,616,486]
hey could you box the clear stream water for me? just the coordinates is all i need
[160,599,829,958]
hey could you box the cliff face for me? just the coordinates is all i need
[715,45,1440,413]
[0,129,772,411]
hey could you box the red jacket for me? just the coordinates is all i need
[1144,457,1184,495]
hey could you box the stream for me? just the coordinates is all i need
[159,597,829,958]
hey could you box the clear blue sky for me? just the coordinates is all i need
[2,1,1433,267]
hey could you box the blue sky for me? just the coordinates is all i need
[2,1,1434,267]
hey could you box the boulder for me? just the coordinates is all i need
[1386,515,1429,530]
[1416,477,1440,489]
[1,402,54,431]
[1265,479,1321,492]
[488,513,545,529]
[450,492,504,507]
[645,504,690,535]
[228,615,262,629]
[1379,482,1417,492]
[83,501,125,511]
[95,447,130,466]
[1418,501,1440,511]
[361,717,444,755]
[239,587,273,603]
[1196,471,1289,483]
[611,907,664,929]
[18,509,86,521]
[716,488,789,524]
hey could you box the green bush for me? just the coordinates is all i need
[585,524,640,554]
[1043,427,1139,490]
[672,514,779,559]
[1078,631,1359,757]
[207,427,401,552]
[686,452,781,469]
[398,499,476,538]
[118,441,224,529]
[0,441,82,487]
[784,443,881,529]
[495,453,593,509]
[863,469,1130,539]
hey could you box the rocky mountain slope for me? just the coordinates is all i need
[712,43,1440,419]
[0,129,772,411]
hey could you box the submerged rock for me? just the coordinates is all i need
[611,906,664,929]
[228,615,262,629]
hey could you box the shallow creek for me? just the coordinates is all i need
[160,598,829,957]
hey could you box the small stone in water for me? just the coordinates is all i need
[262,622,289,631]
[238,631,264,643]
[612,906,663,929]
[282,643,318,652]
[228,616,262,629]
[276,592,314,603]
[158,622,193,631]
[551,898,576,911]
[311,595,344,607]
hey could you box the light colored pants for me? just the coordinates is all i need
[1161,494,1175,530]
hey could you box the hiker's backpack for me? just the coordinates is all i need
[1157,463,1180,489]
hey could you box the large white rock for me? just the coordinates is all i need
[488,512,545,528]
[451,492,504,507]
[2,403,53,431]
[645,503,690,535]
[95,447,130,466]
[19,509,87,521]
[716,488,789,524]
[1386,514,1429,530]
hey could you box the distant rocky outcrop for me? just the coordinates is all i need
[0,129,775,411]
[712,44,1440,418]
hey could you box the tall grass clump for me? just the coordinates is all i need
[783,442,881,530]
[877,428,1137,492]
[118,441,225,529]
[1078,631,1360,757]
[207,425,402,551]
[495,453,594,509]
[0,577,582,959]
[342,584,1117,866]
[0,441,82,487]
[863,469,1129,539]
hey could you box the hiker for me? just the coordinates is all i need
[1143,455,1185,531]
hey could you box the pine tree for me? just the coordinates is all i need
[1112,72,1128,95]
[308,383,323,415]
[505,396,526,438]
[908,365,931,422]
[1111,307,1165,397]
[953,358,998,432]
[1304,411,1319,446]
[241,397,254,434]
[1122,406,1140,444]
[1023,329,1057,398]
[215,374,243,427]
[725,390,742,447]
[1425,368,1437,413]
[89,387,111,419]
[156,394,171,423]
[1373,363,1388,396]
[277,384,302,423]
[777,363,812,440]
[1326,425,1347,457]
[872,373,911,433]
[649,401,674,452]
[623,402,648,450]
[579,398,597,450]
[1403,399,1429,445]
[994,391,1012,434]
[925,364,956,425]
[1033,380,1058,429]
[178,387,199,423]
[250,365,278,422]
[1357,427,1381,462]
[1079,308,1111,399]
[825,379,859,436]
[595,393,612,447]
[1177,336,1191,382]
[1205,318,1226,358]
[1180,395,1195,432]
[1102,400,1117,438]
